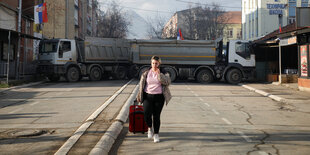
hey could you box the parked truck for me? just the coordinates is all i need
[37,37,131,82]
[131,39,255,84]
[37,37,255,84]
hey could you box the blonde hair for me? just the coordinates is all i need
[151,55,161,63]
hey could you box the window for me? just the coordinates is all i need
[237,29,242,39]
[301,0,308,7]
[227,28,233,38]
[288,0,296,17]
[235,42,251,60]
[59,41,71,58]
[74,8,79,26]
[1,42,15,61]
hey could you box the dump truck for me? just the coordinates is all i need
[131,39,255,84]
[37,37,255,84]
[37,37,131,82]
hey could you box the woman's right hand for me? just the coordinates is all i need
[137,98,141,103]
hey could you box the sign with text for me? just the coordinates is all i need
[267,3,286,15]
[300,45,308,77]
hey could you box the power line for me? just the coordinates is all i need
[175,0,242,9]
[98,2,175,14]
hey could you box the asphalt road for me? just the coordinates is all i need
[115,82,310,155]
[0,80,130,155]
[1,80,309,155]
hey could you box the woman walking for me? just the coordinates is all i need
[137,56,172,143]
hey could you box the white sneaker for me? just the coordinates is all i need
[153,134,160,143]
[147,127,153,139]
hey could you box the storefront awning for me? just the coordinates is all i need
[0,28,42,40]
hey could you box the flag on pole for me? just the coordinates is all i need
[279,24,282,33]
[34,3,48,24]
[177,28,184,40]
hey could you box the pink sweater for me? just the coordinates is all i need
[144,70,163,94]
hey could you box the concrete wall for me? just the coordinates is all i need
[43,0,76,39]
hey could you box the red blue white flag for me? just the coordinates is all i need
[34,3,48,24]
[177,28,184,40]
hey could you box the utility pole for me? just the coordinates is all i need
[7,31,11,84]
[16,0,22,80]
[66,0,69,38]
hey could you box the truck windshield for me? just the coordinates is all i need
[39,41,58,53]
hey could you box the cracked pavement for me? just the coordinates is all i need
[115,82,310,155]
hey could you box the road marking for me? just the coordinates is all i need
[190,90,194,94]
[199,98,204,101]
[194,94,199,97]
[212,109,219,115]
[237,131,252,142]
[204,103,210,107]
[221,118,232,125]
[9,108,22,114]
[259,151,269,155]
[30,101,39,106]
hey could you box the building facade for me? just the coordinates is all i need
[222,11,242,45]
[0,0,37,78]
[162,9,240,42]
[242,0,309,41]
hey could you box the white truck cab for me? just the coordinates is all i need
[39,39,77,65]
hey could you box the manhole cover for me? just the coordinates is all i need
[10,129,47,137]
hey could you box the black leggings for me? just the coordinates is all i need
[143,92,165,134]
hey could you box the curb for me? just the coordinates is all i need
[0,81,46,93]
[89,84,139,155]
[239,84,287,103]
[54,79,134,155]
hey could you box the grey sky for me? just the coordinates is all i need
[99,0,242,20]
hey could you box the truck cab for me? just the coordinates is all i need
[38,39,78,81]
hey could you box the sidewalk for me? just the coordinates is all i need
[241,82,310,104]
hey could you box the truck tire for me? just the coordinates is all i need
[48,75,60,82]
[89,66,102,81]
[226,68,242,84]
[66,67,80,82]
[196,69,214,83]
[164,67,177,82]
[113,66,127,80]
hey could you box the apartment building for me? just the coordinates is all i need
[242,0,309,40]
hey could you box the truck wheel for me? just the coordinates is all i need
[196,70,214,83]
[226,69,242,84]
[89,66,102,81]
[164,67,177,82]
[48,75,60,82]
[66,67,80,82]
[113,66,127,80]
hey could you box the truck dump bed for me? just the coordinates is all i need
[131,39,218,65]
[78,37,131,63]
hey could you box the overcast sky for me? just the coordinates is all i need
[98,0,242,20]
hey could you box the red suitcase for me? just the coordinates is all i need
[129,101,148,134]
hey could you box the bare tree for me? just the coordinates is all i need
[182,3,228,40]
[146,14,168,39]
[98,1,130,38]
